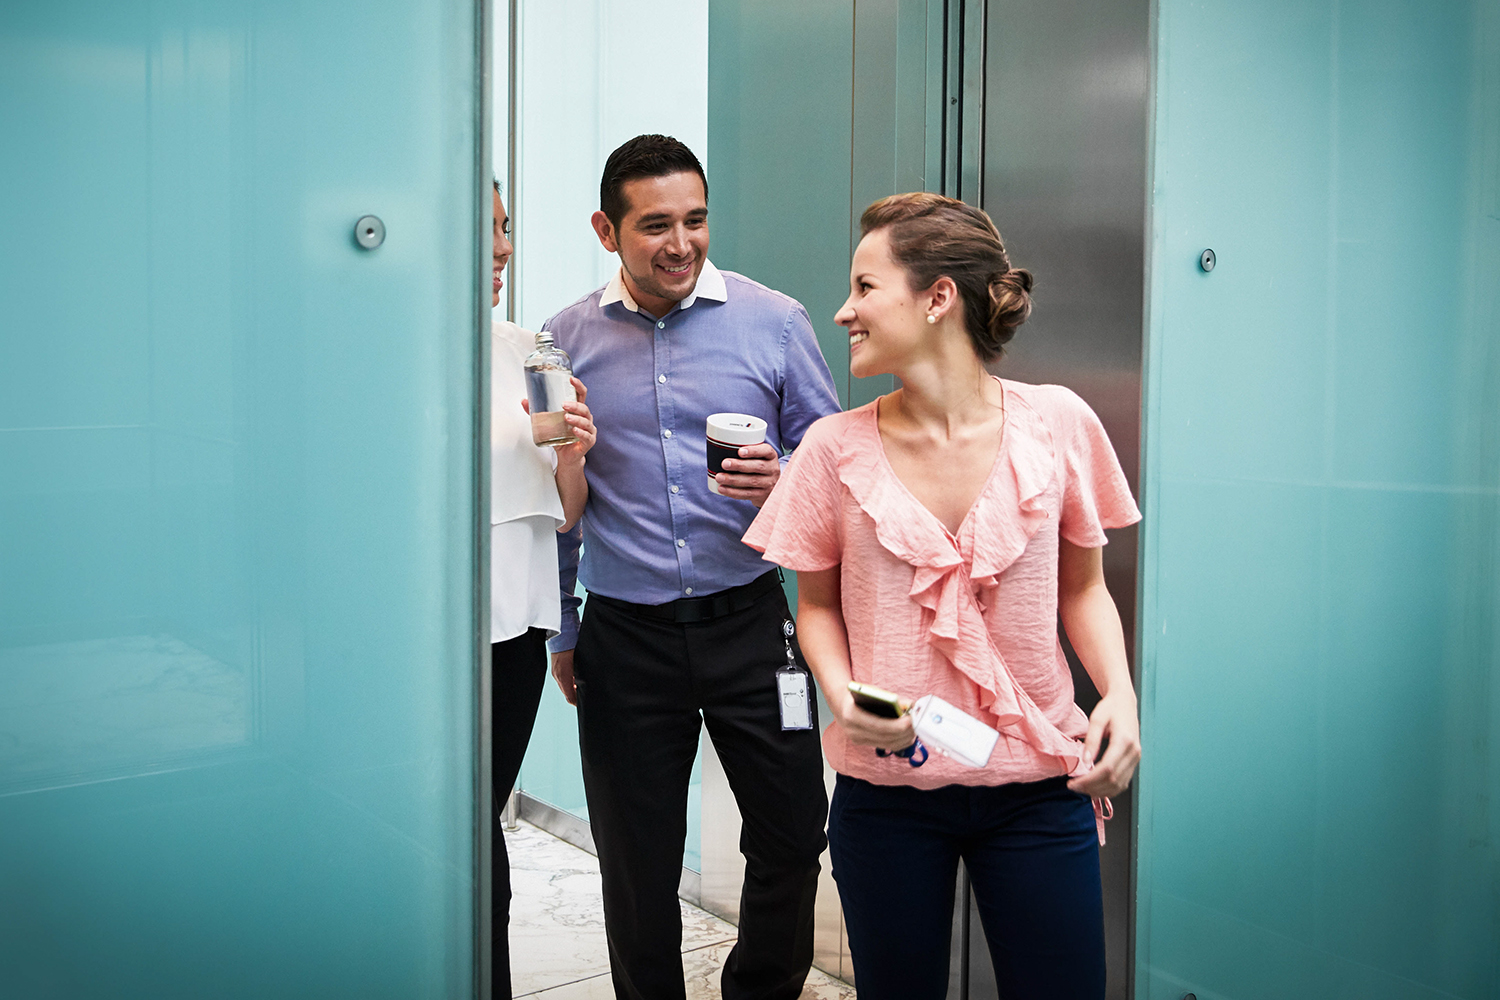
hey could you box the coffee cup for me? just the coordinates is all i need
[706,413,768,495]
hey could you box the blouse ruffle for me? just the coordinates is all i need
[834,394,1092,777]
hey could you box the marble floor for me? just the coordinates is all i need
[506,820,855,999]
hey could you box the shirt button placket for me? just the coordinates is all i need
[654,315,689,598]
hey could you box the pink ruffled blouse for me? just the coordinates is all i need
[743,380,1140,792]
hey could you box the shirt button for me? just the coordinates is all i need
[657,321,665,329]
[658,374,666,383]
[663,429,673,439]
[684,587,694,595]
[677,539,686,548]
[670,485,680,494]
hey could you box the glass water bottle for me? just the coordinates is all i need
[523,331,578,447]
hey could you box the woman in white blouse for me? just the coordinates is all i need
[490,179,594,999]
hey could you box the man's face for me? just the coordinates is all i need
[595,171,709,312]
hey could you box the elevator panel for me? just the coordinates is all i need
[977,2,1151,997]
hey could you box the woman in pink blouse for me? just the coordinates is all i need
[744,192,1141,998]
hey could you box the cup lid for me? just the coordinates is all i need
[706,412,768,445]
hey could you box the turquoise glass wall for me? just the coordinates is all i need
[1138,1,1500,997]
[0,2,485,997]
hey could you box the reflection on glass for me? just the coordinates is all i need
[0,635,250,793]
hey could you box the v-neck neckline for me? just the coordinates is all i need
[869,377,1009,542]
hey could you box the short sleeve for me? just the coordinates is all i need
[742,415,845,570]
[1057,392,1141,548]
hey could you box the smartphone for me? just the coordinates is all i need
[847,681,905,719]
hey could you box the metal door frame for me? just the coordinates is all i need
[943,1,1150,996]
[473,1,495,997]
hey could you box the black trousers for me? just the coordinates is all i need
[574,582,829,1000]
[491,627,550,1000]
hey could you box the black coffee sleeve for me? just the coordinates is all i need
[706,440,741,475]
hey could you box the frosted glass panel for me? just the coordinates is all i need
[1139,1,1500,997]
[0,1,483,997]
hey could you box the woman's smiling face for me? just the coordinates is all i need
[836,228,929,380]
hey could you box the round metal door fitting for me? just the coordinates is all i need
[1199,248,1216,272]
[354,215,385,249]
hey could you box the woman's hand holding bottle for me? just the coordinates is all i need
[524,375,594,532]
[551,376,595,463]
[520,376,595,461]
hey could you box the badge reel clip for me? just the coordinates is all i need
[776,619,814,732]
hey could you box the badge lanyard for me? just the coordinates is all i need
[876,740,929,767]
[776,618,813,731]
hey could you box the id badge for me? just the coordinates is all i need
[777,667,813,731]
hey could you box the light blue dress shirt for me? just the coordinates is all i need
[544,260,841,652]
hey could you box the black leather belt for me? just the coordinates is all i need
[589,570,782,624]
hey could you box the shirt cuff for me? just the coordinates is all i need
[547,611,578,653]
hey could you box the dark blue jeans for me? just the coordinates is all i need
[828,773,1105,1000]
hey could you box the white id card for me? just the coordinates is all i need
[776,667,813,731]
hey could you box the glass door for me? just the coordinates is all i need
[1138,1,1500,996]
[0,1,488,996]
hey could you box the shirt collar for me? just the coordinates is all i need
[599,259,727,315]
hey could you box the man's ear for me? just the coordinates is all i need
[590,210,619,253]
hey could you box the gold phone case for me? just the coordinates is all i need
[847,680,905,718]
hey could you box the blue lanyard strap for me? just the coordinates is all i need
[875,739,929,767]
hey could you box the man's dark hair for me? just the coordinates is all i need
[600,134,708,228]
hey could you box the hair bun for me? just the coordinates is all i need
[987,268,1034,349]
[859,192,1031,362]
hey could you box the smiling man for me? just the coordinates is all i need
[541,135,840,1000]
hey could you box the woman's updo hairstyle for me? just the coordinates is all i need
[860,192,1033,362]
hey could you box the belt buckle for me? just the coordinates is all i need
[672,599,713,624]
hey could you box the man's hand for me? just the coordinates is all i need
[714,442,781,507]
[551,649,578,706]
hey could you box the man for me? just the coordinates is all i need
[544,134,841,1000]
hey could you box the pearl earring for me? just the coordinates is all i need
[926,314,937,324]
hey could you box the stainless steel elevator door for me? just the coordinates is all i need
[974,2,1151,998]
